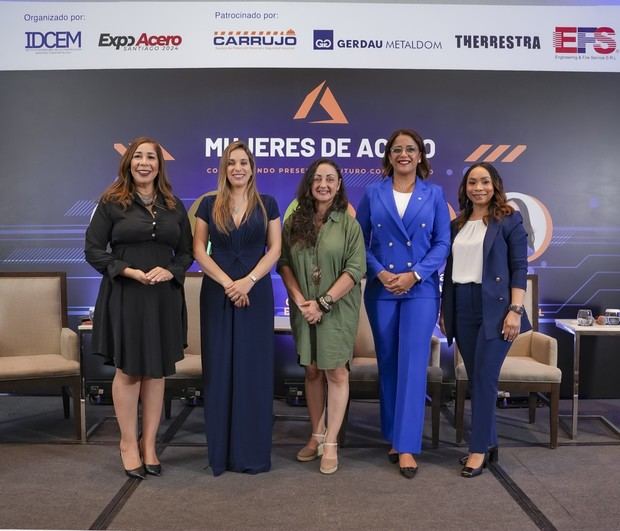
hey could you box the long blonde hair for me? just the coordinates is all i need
[211,140,267,234]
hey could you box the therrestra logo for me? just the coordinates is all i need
[553,26,616,55]
[293,81,348,124]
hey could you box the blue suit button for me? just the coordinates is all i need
[498,297,505,301]
[388,241,393,247]
[388,264,394,270]
[421,223,426,228]
[495,276,501,282]
[407,262,412,267]
[406,241,412,247]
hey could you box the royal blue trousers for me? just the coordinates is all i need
[365,296,438,454]
[454,283,511,453]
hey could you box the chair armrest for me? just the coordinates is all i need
[530,331,558,367]
[60,328,79,362]
[429,336,441,368]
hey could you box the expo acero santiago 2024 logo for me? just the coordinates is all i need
[98,32,182,51]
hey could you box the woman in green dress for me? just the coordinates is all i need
[278,158,366,475]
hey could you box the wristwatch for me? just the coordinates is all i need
[508,304,524,315]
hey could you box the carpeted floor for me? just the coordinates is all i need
[0,396,619,530]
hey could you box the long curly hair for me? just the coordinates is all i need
[211,140,267,235]
[381,128,431,180]
[288,158,348,248]
[454,162,514,230]
[101,136,176,210]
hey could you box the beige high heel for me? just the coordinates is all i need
[319,442,338,475]
[296,432,325,462]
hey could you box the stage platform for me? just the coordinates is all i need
[1,396,619,530]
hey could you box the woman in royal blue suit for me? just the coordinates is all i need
[441,162,531,478]
[357,129,450,478]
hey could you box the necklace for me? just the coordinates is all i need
[137,191,155,206]
[231,198,247,215]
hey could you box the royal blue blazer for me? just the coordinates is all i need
[441,212,532,345]
[356,178,451,301]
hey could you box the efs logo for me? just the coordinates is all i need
[25,31,81,49]
[553,26,616,54]
[313,30,333,50]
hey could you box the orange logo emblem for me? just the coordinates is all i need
[113,143,175,160]
[293,81,348,124]
[465,144,526,163]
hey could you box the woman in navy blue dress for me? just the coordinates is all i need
[193,140,281,476]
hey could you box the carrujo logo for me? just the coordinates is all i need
[293,81,348,124]
[553,26,616,54]
[465,144,527,163]
[313,29,333,50]
[213,29,297,47]
[25,31,81,50]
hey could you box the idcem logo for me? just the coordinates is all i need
[98,32,182,51]
[213,29,297,48]
[25,31,81,51]
[553,26,616,55]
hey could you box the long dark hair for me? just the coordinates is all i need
[101,136,176,210]
[381,128,431,180]
[288,158,348,247]
[454,162,514,230]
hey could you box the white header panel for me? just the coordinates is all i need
[1,2,618,72]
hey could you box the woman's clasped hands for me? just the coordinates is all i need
[378,270,417,296]
[224,276,253,308]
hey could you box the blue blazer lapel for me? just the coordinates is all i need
[377,178,409,239]
[483,218,501,261]
[402,179,429,232]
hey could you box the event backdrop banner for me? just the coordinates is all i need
[1,2,619,396]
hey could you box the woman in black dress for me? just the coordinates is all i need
[193,140,281,476]
[85,137,193,479]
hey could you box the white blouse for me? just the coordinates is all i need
[393,190,412,218]
[452,219,487,284]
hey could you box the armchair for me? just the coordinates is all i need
[0,272,82,439]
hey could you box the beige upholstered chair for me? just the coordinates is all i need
[454,274,561,448]
[0,272,82,439]
[164,272,203,418]
[344,279,443,448]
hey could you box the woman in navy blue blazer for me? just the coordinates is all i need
[441,162,531,478]
[357,129,450,478]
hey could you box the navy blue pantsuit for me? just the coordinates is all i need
[442,212,531,454]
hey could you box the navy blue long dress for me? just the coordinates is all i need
[196,194,280,476]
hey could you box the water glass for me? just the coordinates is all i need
[576,309,593,326]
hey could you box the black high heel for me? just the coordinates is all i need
[459,446,498,466]
[120,450,145,480]
[461,452,489,478]
[139,438,162,476]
